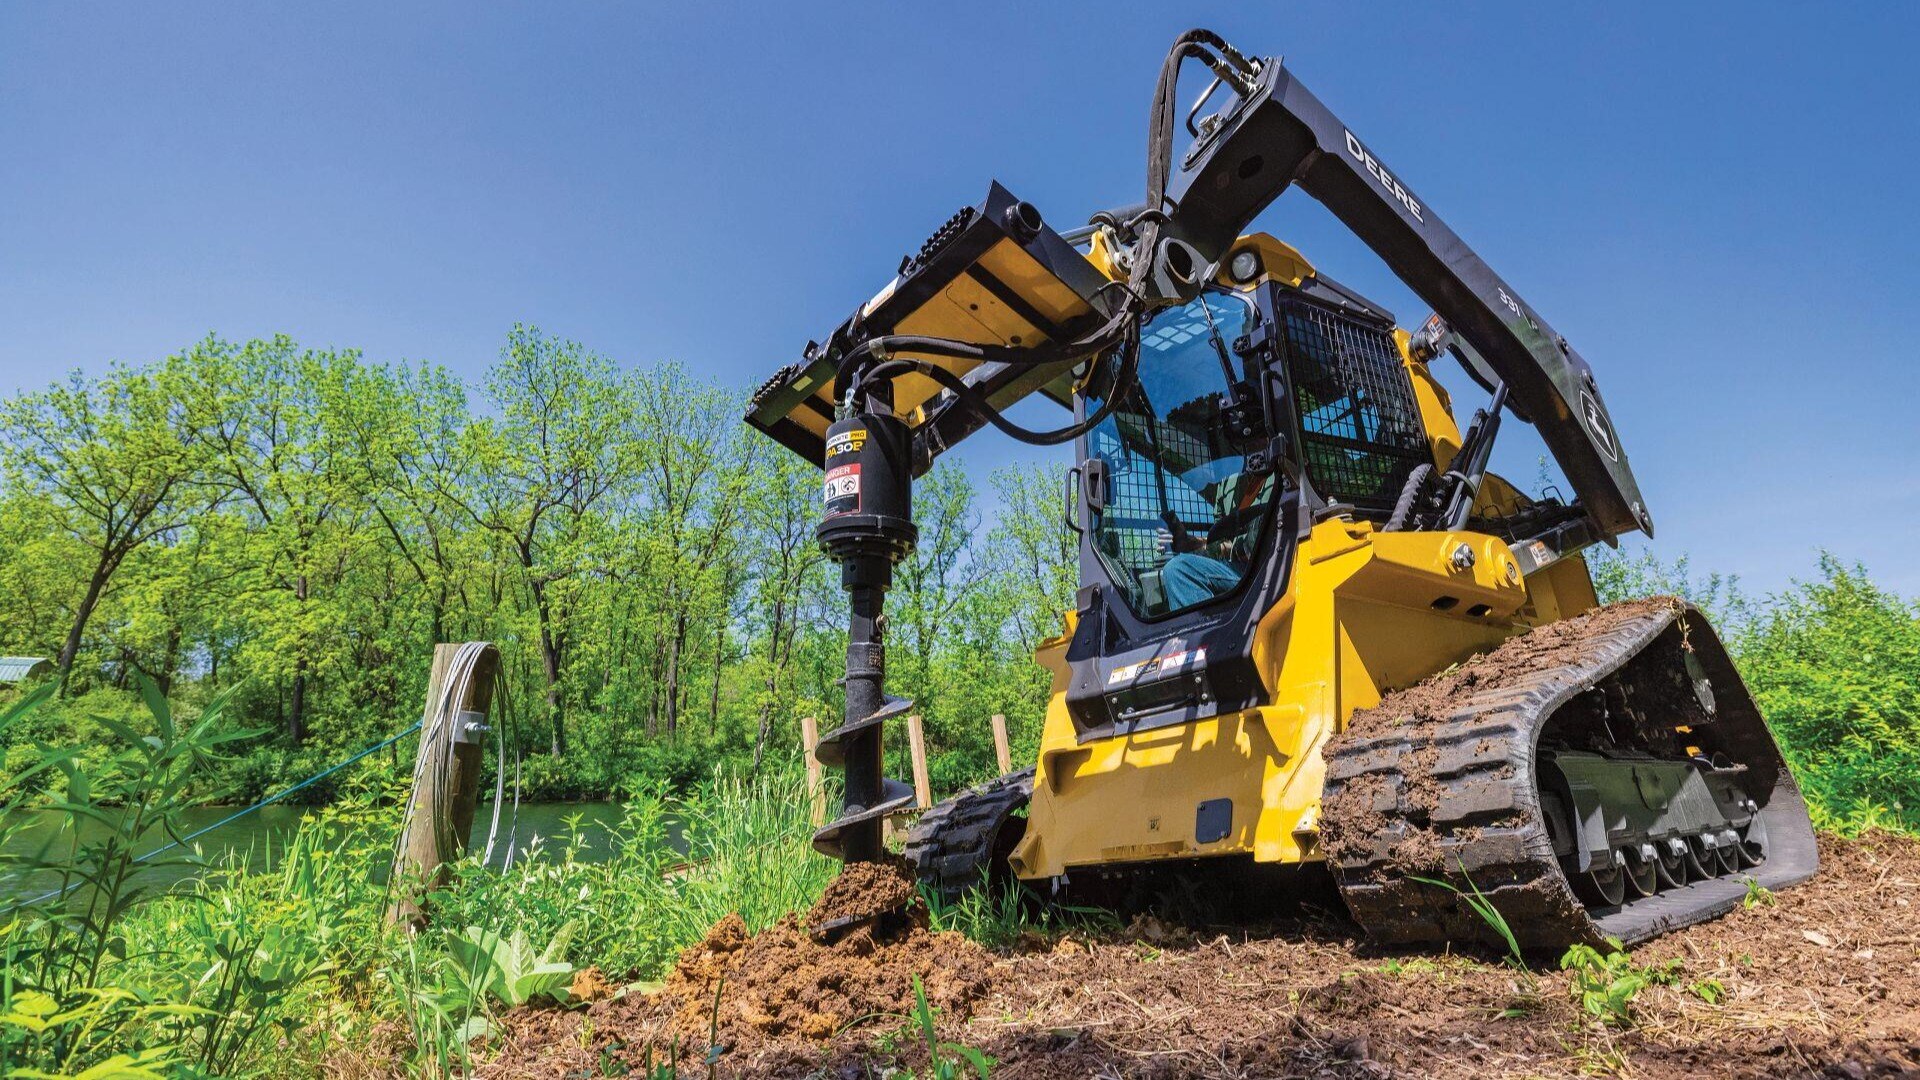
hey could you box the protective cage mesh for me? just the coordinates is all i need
[1095,433,1216,574]
[1278,297,1430,511]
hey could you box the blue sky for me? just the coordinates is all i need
[3,3,1916,595]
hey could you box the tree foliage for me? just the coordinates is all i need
[4,329,1912,826]
[0,331,1074,801]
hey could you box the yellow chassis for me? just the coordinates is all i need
[1010,235,1600,880]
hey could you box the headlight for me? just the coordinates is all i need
[1228,249,1262,284]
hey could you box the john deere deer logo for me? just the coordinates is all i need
[1580,390,1619,462]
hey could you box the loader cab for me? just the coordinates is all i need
[1084,289,1274,620]
[1065,266,1429,737]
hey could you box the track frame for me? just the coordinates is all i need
[1321,600,1818,950]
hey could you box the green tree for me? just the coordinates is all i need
[350,361,479,647]
[890,464,983,725]
[176,336,377,743]
[628,364,753,737]
[457,325,637,755]
[984,463,1076,653]
[1736,556,1920,830]
[0,365,206,689]
[741,446,829,768]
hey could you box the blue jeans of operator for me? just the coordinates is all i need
[1161,553,1242,610]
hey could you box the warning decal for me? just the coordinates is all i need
[823,463,861,516]
[1107,647,1207,686]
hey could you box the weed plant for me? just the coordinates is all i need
[0,678,843,1077]
[923,880,1116,949]
[1559,938,1682,1027]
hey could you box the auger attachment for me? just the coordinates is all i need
[812,405,919,892]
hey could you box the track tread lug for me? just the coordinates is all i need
[1319,601,1811,951]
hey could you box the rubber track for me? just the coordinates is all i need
[905,767,1035,907]
[1321,601,1818,950]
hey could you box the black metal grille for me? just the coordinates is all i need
[1278,297,1429,511]
[1092,429,1216,574]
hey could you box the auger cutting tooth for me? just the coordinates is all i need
[813,695,915,767]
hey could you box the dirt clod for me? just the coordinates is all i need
[567,965,614,1003]
[803,856,923,929]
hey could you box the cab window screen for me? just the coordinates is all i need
[1279,298,1429,511]
[1086,292,1276,620]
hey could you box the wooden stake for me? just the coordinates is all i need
[390,642,498,928]
[906,713,932,809]
[800,716,825,827]
[991,713,1012,775]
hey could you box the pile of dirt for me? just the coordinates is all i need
[479,860,993,1075]
[805,855,923,928]
[657,912,992,1044]
[1343,596,1680,735]
[478,830,1920,1078]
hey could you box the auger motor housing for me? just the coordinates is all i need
[818,413,917,565]
[814,409,920,866]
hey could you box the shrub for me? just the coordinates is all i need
[1733,556,1920,833]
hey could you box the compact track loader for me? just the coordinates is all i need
[746,29,1816,948]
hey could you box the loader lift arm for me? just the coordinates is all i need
[1153,46,1651,540]
[750,32,1651,543]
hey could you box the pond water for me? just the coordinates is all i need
[0,800,639,903]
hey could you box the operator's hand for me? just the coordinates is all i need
[1155,527,1174,555]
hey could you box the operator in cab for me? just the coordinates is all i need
[1155,467,1274,610]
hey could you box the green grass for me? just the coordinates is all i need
[923,879,1117,949]
[0,679,842,1078]
[1410,862,1523,966]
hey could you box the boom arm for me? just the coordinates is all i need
[1160,53,1650,539]
[745,32,1652,543]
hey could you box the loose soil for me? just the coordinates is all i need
[476,830,1920,1078]
[805,855,923,929]
[1342,596,1681,737]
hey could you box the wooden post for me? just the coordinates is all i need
[800,716,826,827]
[905,713,932,810]
[389,643,499,928]
[991,713,1012,776]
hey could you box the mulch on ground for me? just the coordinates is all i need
[476,832,1920,1079]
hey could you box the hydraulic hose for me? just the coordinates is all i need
[903,328,1139,447]
[1385,463,1433,532]
[837,29,1241,450]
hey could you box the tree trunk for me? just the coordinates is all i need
[663,612,688,736]
[750,599,789,772]
[289,658,308,743]
[289,573,310,744]
[55,549,117,694]
[707,623,724,732]
[155,624,180,696]
[531,582,566,755]
[646,634,666,737]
